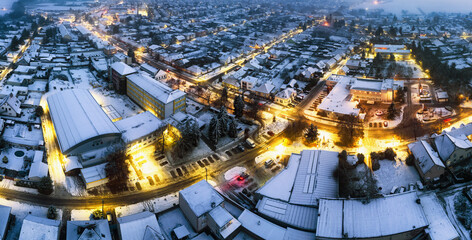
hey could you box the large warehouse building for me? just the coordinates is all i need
[46,89,122,157]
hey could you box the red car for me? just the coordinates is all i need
[267,131,275,136]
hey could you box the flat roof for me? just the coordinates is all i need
[316,192,429,239]
[47,89,120,154]
[114,111,164,143]
[0,205,11,239]
[81,163,107,184]
[180,180,224,217]
[127,73,186,104]
[317,76,359,116]
[238,209,286,240]
[419,193,459,240]
[351,79,383,92]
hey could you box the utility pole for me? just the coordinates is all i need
[205,167,208,181]
[101,199,104,219]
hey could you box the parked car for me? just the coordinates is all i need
[267,131,275,137]
[246,138,256,148]
[237,144,245,152]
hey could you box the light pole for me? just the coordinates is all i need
[101,199,104,219]
[205,167,208,181]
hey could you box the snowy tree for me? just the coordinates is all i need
[220,87,228,107]
[228,118,238,138]
[217,107,229,137]
[47,206,57,219]
[208,116,220,145]
[188,119,201,146]
[387,103,397,120]
[233,95,245,118]
[304,124,319,145]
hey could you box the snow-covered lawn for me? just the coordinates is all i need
[0,147,34,172]
[0,179,38,194]
[71,209,94,221]
[444,192,472,240]
[373,159,420,194]
[0,198,63,240]
[115,193,179,218]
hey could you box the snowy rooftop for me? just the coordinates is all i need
[256,150,339,206]
[408,140,445,175]
[316,192,429,239]
[179,180,224,217]
[127,73,186,104]
[19,215,60,240]
[351,79,383,92]
[208,206,241,239]
[419,193,459,240]
[80,163,107,184]
[114,111,164,144]
[317,76,359,116]
[434,133,472,161]
[117,211,164,240]
[67,219,112,240]
[238,209,286,240]
[47,89,120,154]
[111,62,136,76]
[256,196,317,231]
[0,205,11,239]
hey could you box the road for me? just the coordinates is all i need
[0,130,283,208]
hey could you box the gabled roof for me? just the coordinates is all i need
[408,140,445,174]
[67,219,112,240]
[434,133,472,161]
[127,73,186,104]
[117,211,164,240]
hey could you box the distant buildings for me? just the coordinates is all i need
[373,44,411,60]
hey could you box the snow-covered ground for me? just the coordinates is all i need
[443,192,472,240]
[0,147,34,172]
[0,198,63,240]
[0,179,38,194]
[69,68,99,89]
[373,159,420,194]
[65,176,87,196]
[115,193,179,218]
[71,209,94,221]
[460,101,472,109]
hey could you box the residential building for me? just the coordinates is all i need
[179,180,225,232]
[434,132,472,168]
[0,93,21,117]
[0,205,11,240]
[126,73,186,119]
[408,140,445,182]
[117,211,165,240]
[66,219,112,240]
[19,215,61,240]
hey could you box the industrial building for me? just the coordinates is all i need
[46,89,122,157]
[126,73,186,119]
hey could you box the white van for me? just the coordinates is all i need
[246,138,256,148]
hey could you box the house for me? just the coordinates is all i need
[207,206,241,239]
[434,133,472,168]
[274,88,296,106]
[0,93,21,117]
[19,215,61,240]
[253,82,275,99]
[66,219,112,240]
[0,205,11,240]
[408,140,445,182]
[179,180,224,232]
[28,150,48,181]
[140,63,159,77]
[117,211,165,240]
[241,76,258,90]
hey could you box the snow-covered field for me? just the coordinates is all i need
[373,159,420,194]
[0,198,63,240]
[0,179,38,194]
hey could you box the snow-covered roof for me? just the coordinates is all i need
[317,76,359,116]
[256,196,317,231]
[127,73,186,104]
[257,150,339,206]
[19,215,60,240]
[316,192,429,239]
[64,156,83,173]
[81,163,107,184]
[117,211,164,240]
[419,193,460,240]
[114,111,164,144]
[47,89,121,154]
[0,205,11,240]
[111,62,136,76]
[434,133,472,161]
[28,161,48,180]
[351,79,383,92]
[238,209,286,240]
[140,63,158,76]
[180,180,224,217]
[67,219,112,240]
[208,206,241,239]
[408,140,445,175]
